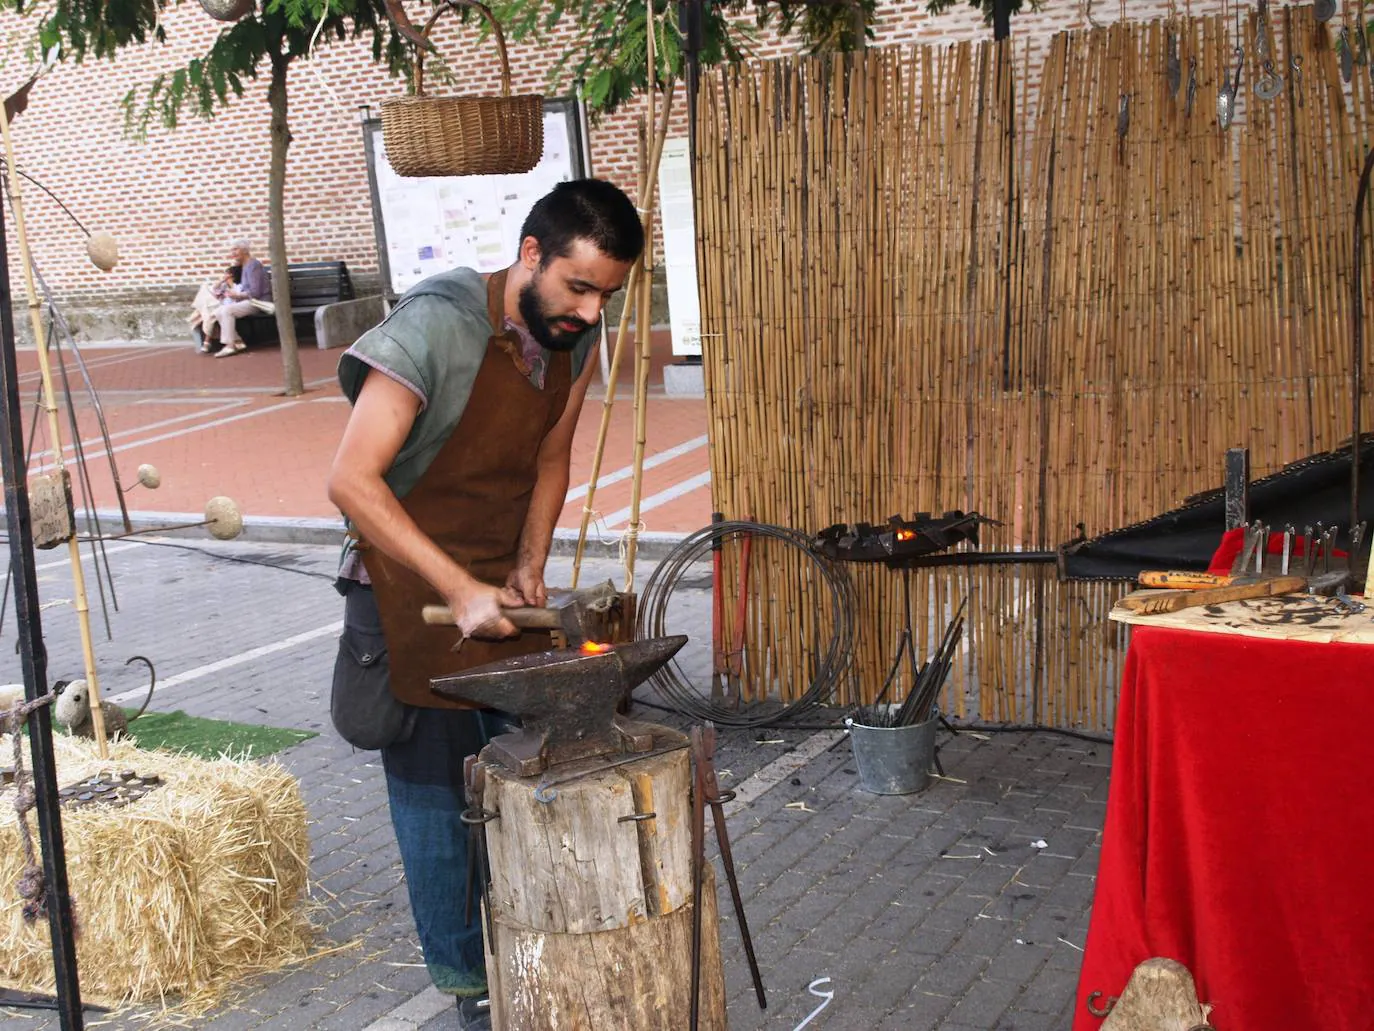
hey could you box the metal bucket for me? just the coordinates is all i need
[846,710,939,795]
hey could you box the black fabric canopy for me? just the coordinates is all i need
[1057,439,1374,582]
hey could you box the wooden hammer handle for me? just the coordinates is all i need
[421,604,561,629]
[1118,575,1308,614]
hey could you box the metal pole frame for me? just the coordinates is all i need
[0,166,84,1030]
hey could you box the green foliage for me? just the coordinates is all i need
[489,0,881,114]
[923,0,1041,27]
[24,0,166,62]
[0,0,411,136]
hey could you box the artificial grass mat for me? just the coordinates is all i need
[115,709,317,760]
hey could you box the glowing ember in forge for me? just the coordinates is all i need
[895,529,916,541]
[579,641,613,654]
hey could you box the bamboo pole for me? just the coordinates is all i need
[0,99,110,758]
[570,81,675,589]
[622,0,659,591]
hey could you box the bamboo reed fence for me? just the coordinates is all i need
[695,10,1374,731]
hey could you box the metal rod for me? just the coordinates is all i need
[51,325,112,639]
[1349,146,1374,537]
[889,550,1057,568]
[0,170,85,1031]
[0,386,39,636]
[27,262,133,535]
[49,325,122,613]
[1224,447,1250,530]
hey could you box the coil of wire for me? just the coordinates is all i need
[635,520,858,728]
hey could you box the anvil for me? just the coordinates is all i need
[430,635,688,775]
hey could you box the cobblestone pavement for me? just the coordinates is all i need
[0,538,1107,1030]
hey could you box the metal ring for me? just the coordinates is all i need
[533,784,558,804]
[714,790,738,804]
[459,806,500,825]
[618,811,657,823]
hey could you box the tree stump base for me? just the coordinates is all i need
[481,728,727,1029]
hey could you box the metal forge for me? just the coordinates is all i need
[432,634,733,1030]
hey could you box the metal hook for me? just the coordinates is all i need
[1086,991,1118,1018]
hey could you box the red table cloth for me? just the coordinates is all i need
[1074,625,1374,1031]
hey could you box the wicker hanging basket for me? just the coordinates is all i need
[380,0,543,178]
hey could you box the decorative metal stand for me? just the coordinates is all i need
[0,166,85,1030]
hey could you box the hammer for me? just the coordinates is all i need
[421,581,621,645]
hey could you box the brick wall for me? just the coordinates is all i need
[2,0,1216,307]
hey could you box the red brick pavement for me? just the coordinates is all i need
[15,334,711,534]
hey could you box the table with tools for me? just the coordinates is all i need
[1074,554,1374,1030]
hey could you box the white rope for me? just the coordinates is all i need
[306,0,349,116]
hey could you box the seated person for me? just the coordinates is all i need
[211,240,272,358]
[190,263,241,353]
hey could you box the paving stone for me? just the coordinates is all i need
[985,937,1054,985]
[945,975,1028,1027]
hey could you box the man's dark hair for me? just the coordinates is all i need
[520,178,644,265]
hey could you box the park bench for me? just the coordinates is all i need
[239,260,355,348]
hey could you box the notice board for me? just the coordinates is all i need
[362,98,587,296]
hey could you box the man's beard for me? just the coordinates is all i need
[518,278,591,352]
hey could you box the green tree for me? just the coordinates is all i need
[7,0,411,396]
[490,0,879,114]
[489,0,1039,113]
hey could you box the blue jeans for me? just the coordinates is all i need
[382,706,509,997]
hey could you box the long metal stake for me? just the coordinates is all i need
[689,726,706,1031]
[51,331,114,637]
[699,724,766,1010]
[0,96,109,756]
[0,392,43,635]
[0,168,85,1031]
[1349,146,1374,535]
[31,263,134,535]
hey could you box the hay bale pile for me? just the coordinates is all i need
[0,733,311,1010]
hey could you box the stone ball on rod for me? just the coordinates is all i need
[86,232,119,272]
[204,496,244,540]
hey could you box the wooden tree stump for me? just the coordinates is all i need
[481,728,727,1029]
[1099,958,1213,1031]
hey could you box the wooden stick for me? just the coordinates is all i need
[570,81,676,589]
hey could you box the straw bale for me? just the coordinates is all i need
[0,732,311,1011]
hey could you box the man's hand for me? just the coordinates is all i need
[444,580,522,640]
[505,565,547,608]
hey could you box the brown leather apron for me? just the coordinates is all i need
[359,269,572,708]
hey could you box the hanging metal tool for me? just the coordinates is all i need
[1219,46,1244,129]
[1167,32,1182,97]
[1341,27,1356,82]
[1253,2,1283,101]
[1186,58,1198,116]
[1315,0,1336,22]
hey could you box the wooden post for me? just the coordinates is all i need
[481,729,727,1029]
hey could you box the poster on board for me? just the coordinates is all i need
[362,98,587,296]
[656,137,702,357]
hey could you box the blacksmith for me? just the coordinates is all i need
[326,179,642,1028]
